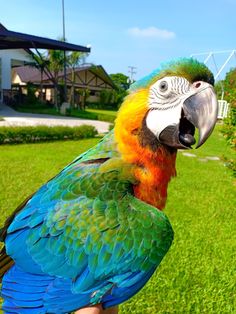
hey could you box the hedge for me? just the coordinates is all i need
[221,107,236,176]
[68,109,116,123]
[0,125,98,144]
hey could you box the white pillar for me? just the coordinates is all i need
[0,55,11,103]
[1,55,12,89]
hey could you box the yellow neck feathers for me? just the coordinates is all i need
[114,89,177,209]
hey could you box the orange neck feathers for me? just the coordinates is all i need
[115,89,177,210]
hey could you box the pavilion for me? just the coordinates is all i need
[0,23,90,103]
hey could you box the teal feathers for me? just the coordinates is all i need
[130,58,214,92]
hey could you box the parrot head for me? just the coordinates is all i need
[115,58,218,154]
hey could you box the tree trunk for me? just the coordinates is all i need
[53,72,59,110]
[54,87,58,109]
[39,69,44,103]
[72,69,75,107]
[69,68,75,108]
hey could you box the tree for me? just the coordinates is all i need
[214,80,224,100]
[109,73,129,107]
[223,68,236,109]
[67,51,89,107]
[31,53,50,103]
[219,68,236,175]
[47,49,65,109]
[110,73,130,90]
[77,88,90,110]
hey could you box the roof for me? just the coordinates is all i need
[0,24,90,52]
[13,66,42,83]
[13,64,116,89]
[58,64,117,89]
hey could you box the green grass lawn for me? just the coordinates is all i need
[87,108,117,117]
[0,126,235,313]
[15,105,117,123]
[16,106,61,116]
[69,108,116,123]
[16,106,117,117]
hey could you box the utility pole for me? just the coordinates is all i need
[62,0,67,103]
[128,66,137,85]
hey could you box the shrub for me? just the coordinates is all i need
[0,125,98,144]
[23,83,40,106]
[221,107,236,149]
[221,107,236,176]
[99,89,113,106]
[222,155,236,177]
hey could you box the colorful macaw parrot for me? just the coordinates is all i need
[0,58,218,314]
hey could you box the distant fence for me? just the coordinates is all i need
[218,100,229,119]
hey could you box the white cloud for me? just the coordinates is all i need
[127,26,176,39]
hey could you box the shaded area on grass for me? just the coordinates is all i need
[15,105,117,123]
[69,108,116,123]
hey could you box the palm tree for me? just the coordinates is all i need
[47,49,65,109]
[67,51,88,107]
[31,53,50,103]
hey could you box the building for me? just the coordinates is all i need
[11,63,116,106]
[0,49,33,101]
[0,23,90,104]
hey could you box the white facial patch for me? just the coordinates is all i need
[146,105,183,139]
[146,76,191,139]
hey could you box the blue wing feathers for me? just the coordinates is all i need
[2,265,52,313]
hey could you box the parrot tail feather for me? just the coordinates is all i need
[0,247,14,282]
[0,196,33,283]
[1,264,54,314]
[0,194,33,242]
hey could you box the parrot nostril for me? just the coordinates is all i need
[194,82,201,89]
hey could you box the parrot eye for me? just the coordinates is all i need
[159,81,168,92]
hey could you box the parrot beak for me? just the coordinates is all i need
[181,82,218,148]
[159,81,218,149]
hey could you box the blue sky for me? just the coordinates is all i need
[1,0,236,79]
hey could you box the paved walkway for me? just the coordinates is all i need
[0,104,110,134]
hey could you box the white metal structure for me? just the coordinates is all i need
[191,50,236,80]
[218,100,229,119]
[191,50,236,119]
